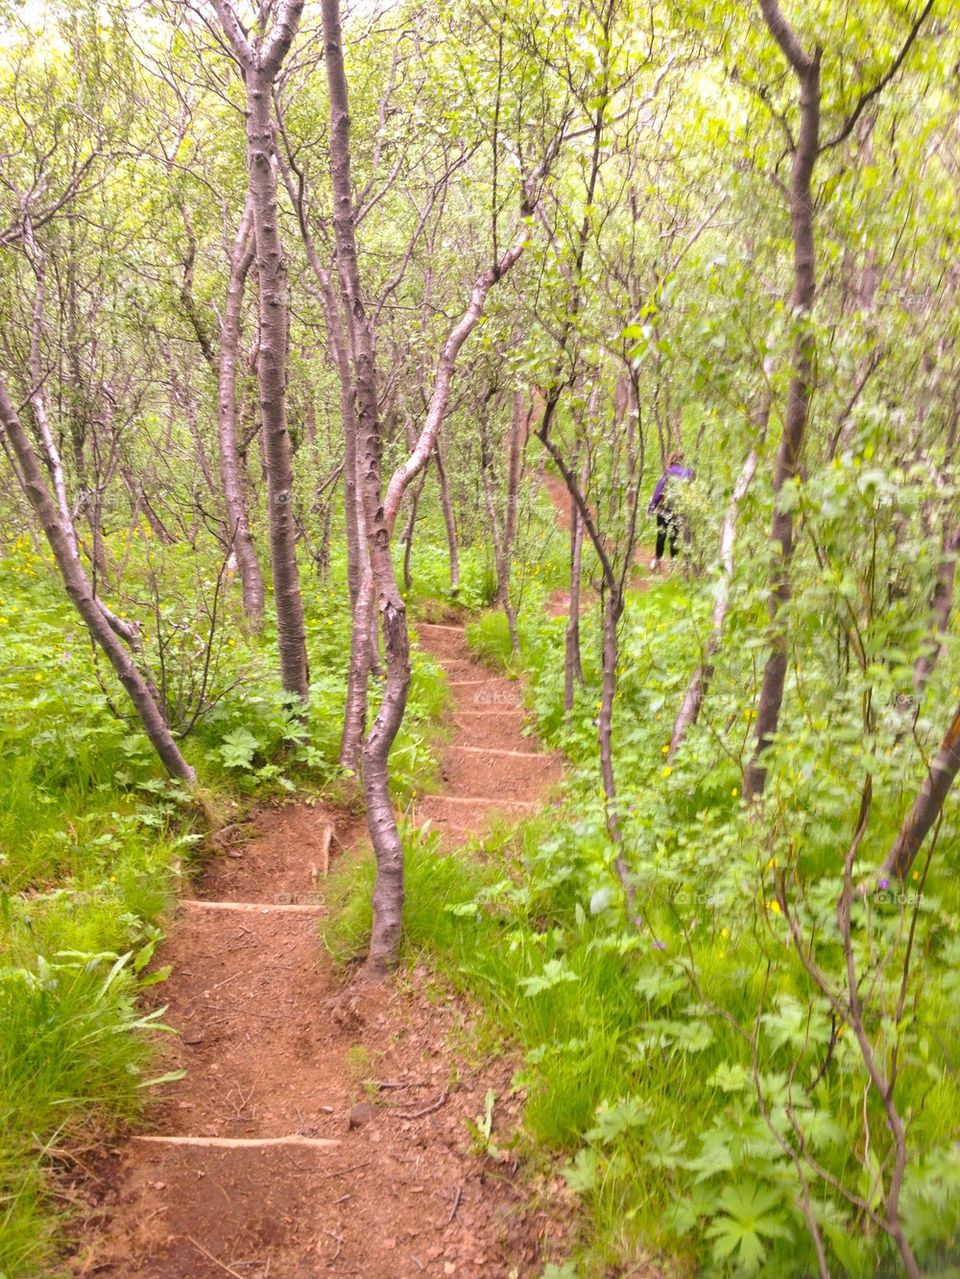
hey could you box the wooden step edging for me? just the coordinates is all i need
[132,1135,340,1150]
[179,900,324,914]
[447,678,513,687]
[416,794,539,811]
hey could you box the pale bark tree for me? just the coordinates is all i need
[880,704,960,882]
[0,375,195,783]
[669,394,770,757]
[181,196,267,627]
[322,0,409,972]
[322,0,556,971]
[564,457,587,715]
[744,0,934,799]
[216,200,266,628]
[211,0,309,698]
[743,0,821,802]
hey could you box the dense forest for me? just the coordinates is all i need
[1,0,958,1275]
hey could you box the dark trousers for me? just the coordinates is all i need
[656,511,679,559]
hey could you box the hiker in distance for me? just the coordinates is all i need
[648,450,694,571]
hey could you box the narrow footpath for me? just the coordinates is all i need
[72,621,568,1279]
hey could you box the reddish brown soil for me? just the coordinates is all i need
[410,624,563,841]
[69,623,574,1279]
[541,469,663,617]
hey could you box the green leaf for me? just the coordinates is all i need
[518,959,577,996]
[217,726,261,770]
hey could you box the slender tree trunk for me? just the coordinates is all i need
[338,343,376,770]
[245,66,308,696]
[910,427,956,690]
[323,0,410,974]
[120,466,175,545]
[434,432,460,595]
[744,5,820,802]
[881,704,960,881]
[275,140,371,763]
[599,588,623,844]
[564,460,587,714]
[913,522,959,694]
[497,390,524,650]
[321,0,538,968]
[670,414,766,756]
[213,0,309,697]
[27,242,78,560]
[218,199,266,629]
[0,377,195,783]
[401,466,428,590]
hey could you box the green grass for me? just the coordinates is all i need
[325,558,960,1279]
[0,520,459,1275]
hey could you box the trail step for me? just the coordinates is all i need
[179,900,323,914]
[416,622,465,632]
[417,794,539,811]
[449,745,544,759]
[448,678,512,687]
[132,1135,341,1150]
[454,707,526,717]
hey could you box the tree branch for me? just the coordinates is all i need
[820,0,934,152]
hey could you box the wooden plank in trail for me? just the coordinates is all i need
[417,794,539,811]
[132,1135,340,1150]
[179,899,324,914]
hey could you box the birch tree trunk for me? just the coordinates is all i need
[275,139,373,766]
[213,0,309,700]
[564,459,587,714]
[323,0,410,973]
[0,376,195,784]
[497,390,525,651]
[434,430,460,595]
[744,1,821,802]
[880,703,960,881]
[218,199,266,629]
[669,394,768,756]
[26,236,78,560]
[323,0,538,970]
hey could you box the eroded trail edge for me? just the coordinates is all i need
[72,621,568,1279]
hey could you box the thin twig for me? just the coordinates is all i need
[394,1089,450,1120]
[187,1236,246,1279]
[447,1184,463,1223]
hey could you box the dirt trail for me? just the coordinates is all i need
[540,470,659,617]
[71,623,569,1279]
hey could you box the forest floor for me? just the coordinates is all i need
[68,622,574,1279]
[539,470,659,619]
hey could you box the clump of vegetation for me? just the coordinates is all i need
[2,0,958,1274]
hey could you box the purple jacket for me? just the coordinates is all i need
[648,463,693,514]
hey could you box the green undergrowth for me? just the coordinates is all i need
[0,527,456,1276]
[328,560,960,1278]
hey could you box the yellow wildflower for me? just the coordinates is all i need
[661,765,672,779]
[767,899,781,914]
